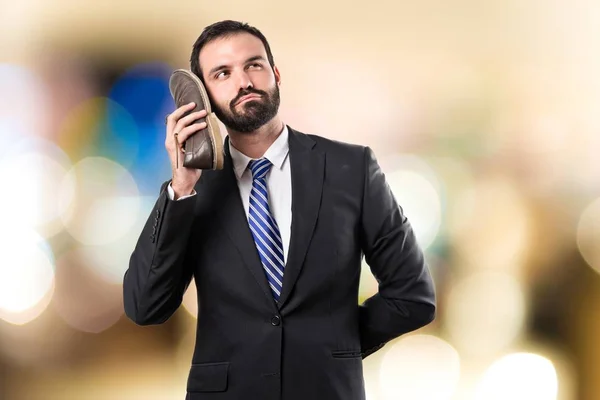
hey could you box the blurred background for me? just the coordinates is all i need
[1,0,599,399]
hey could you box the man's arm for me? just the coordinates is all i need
[358,147,436,358]
[122,180,197,325]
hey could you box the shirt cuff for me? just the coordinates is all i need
[167,182,196,201]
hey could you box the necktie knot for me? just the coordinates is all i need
[249,158,272,180]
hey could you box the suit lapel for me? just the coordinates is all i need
[216,137,278,310]
[277,128,325,309]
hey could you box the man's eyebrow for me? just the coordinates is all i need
[207,55,267,76]
[208,64,228,76]
[245,55,267,63]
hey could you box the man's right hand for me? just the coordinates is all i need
[165,102,207,199]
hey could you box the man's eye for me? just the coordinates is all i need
[248,63,262,69]
[216,71,229,79]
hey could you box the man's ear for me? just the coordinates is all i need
[273,65,281,86]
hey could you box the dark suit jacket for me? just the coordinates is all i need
[123,126,436,400]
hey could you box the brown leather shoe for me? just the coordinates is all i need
[169,69,224,170]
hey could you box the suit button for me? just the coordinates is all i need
[271,316,281,326]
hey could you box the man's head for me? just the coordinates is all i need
[190,20,281,133]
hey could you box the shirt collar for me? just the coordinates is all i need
[229,124,289,179]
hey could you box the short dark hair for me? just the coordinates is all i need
[189,20,275,82]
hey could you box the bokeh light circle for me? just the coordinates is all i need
[449,175,531,272]
[444,271,526,357]
[0,136,72,238]
[383,154,443,250]
[57,97,139,168]
[577,197,600,274]
[53,248,123,333]
[474,352,558,400]
[0,227,55,325]
[108,62,174,126]
[379,334,461,400]
[79,195,157,284]
[107,62,174,195]
[0,63,50,147]
[59,157,140,246]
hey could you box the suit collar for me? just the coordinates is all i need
[276,126,324,309]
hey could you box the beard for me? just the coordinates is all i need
[212,83,280,133]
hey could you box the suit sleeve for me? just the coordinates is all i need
[358,147,436,358]
[123,180,197,325]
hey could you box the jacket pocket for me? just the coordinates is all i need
[331,350,363,359]
[187,362,230,392]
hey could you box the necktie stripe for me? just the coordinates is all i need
[269,282,281,296]
[266,261,284,279]
[248,214,284,256]
[254,180,270,198]
[251,216,281,264]
[249,195,282,236]
[250,221,285,267]
[260,251,284,279]
[248,158,285,301]
[253,180,280,227]
[252,185,269,205]
[251,182,269,206]
[261,261,283,286]
[249,194,281,235]
[253,187,279,227]
[248,212,282,246]
[249,199,283,244]
[249,192,270,215]
[261,261,284,289]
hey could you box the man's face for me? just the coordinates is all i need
[199,32,281,133]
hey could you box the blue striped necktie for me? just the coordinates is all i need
[248,158,285,301]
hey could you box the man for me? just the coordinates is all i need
[123,20,436,400]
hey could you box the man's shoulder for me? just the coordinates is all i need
[289,127,367,157]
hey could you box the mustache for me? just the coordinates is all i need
[231,88,268,107]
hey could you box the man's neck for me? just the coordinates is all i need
[228,117,284,159]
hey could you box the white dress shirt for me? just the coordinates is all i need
[167,125,292,263]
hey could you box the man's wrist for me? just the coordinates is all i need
[171,179,193,193]
[169,181,196,200]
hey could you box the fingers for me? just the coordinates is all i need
[165,103,207,144]
[176,121,208,145]
[173,109,208,135]
[166,102,196,133]
[165,103,208,168]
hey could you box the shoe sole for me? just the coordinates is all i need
[171,69,224,170]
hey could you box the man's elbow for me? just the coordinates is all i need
[124,307,171,326]
[124,309,149,326]
[123,295,170,326]
[416,302,436,327]
[411,276,437,328]
[404,299,436,331]
[124,301,149,326]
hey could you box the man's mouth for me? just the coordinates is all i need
[235,94,262,106]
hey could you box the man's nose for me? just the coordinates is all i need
[235,69,253,90]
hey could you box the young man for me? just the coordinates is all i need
[123,20,436,400]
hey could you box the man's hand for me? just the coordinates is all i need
[165,102,207,199]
